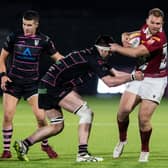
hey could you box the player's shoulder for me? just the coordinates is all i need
[37,32,51,42]
[6,31,19,38]
[152,30,167,44]
[5,31,21,42]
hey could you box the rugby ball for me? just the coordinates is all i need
[128,31,141,48]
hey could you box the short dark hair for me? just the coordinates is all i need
[95,35,114,47]
[23,10,40,22]
[148,8,164,18]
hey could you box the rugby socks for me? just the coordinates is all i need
[78,144,88,154]
[117,119,129,141]
[41,139,48,147]
[22,138,33,148]
[2,128,13,151]
[140,129,152,152]
[23,139,50,148]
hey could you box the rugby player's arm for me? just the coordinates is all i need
[51,51,64,61]
[110,43,150,58]
[109,68,129,77]
[0,48,9,74]
[101,70,143,87]
[0,48,12,90]
[101,74,131,87]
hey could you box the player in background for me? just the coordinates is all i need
[13,35,144,162]
[110,8,167,162]
[0,10,63,159]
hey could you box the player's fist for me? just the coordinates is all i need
[131,71,144,81]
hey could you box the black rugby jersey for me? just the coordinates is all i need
[41,47,111,88]
[3,31,58,83]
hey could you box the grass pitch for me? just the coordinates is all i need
[0,95,168,168]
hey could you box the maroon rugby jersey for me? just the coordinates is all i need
[137,24,167,77]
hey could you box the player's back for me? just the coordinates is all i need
[41,48,95,87]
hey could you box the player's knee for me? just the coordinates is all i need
[139,117,150,129]
[49,116,64,135]
[75,102,93,124]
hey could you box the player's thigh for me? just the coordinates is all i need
[59,90,85,113]
[27,94,45,116]
[118,91,140,113]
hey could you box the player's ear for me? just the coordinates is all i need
[37,22,39,28]
[35,21,39,28]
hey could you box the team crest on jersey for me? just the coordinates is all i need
[34,39,39,46]
[147,39,155,45]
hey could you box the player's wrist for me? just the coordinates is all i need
[0,72,7,77]
[130,72,136,81]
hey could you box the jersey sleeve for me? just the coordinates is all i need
[142,36,163,53]
[3,32,15,53]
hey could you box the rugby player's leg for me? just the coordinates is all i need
[59,90,103,162]
[27,95,59,159]
[13,108,64,161]
[1,93,19,159]
[113,91,140,158]
[138,100,157,162]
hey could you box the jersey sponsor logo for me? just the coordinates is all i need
[23,48,31,56]
[147,39,155,45]
[16,48,36,61]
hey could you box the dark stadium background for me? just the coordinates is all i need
[0,0,168,96]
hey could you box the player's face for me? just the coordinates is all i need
[22,18,39,36]
[146,15,163,35]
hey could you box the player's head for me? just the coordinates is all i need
[22,10,40,36]
[95,35,114,57]
[148,8,164,19]
[146,8,164,35]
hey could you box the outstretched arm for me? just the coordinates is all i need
[101,69,143,87]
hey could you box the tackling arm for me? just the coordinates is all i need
[101,70,144,87]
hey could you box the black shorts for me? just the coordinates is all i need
[4,81,38,100]
[38,82,72,110]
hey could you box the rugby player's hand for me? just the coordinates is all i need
[132,71,144,81]
[1,76,12,91]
